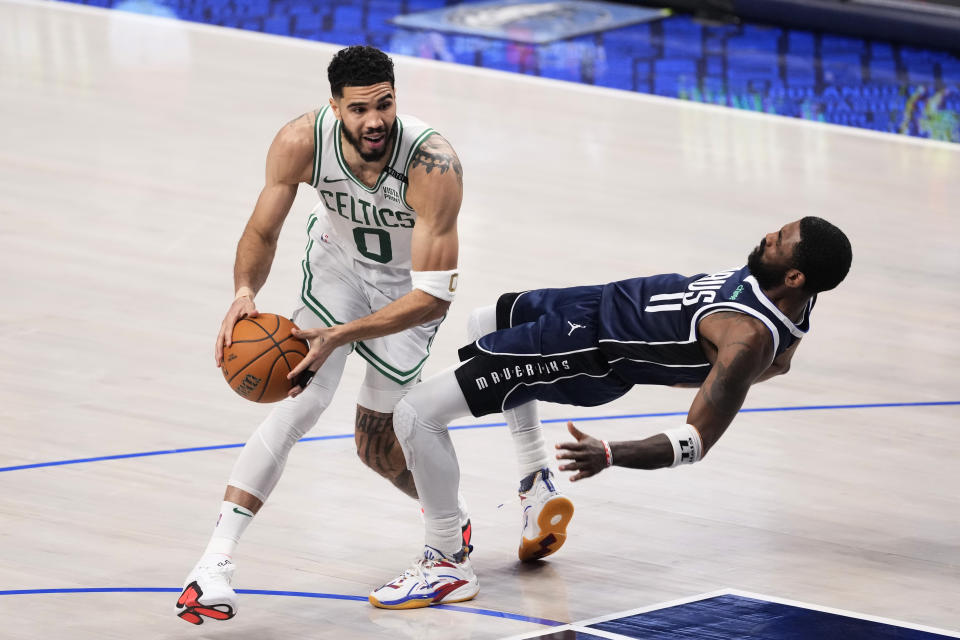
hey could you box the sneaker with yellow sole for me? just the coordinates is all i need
[518,468,574,562]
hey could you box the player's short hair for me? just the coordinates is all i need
[793,216,852,293]
[327,46,395,98]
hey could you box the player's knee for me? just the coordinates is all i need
[390,398,421,471]
[269,375,337,438]
[396,390,448,435]
[466,305,497,341]
[281,404,324,439]
[392,398,417,442]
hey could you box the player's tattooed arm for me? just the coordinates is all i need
[404,131,462,281]
[410,135,463,187]
[687,314,773,454]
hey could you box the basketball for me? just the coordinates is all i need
[221,313,310,403]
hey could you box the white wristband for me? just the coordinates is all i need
[411,269,459,302]
[663,424,704,467]
[234,286,255,301]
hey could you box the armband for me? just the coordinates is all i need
[662,424,703,467]
[601,440,613,467]
[411,269,459,302]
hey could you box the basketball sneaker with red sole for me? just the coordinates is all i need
[175,554,237,625]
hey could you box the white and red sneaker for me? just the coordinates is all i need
[369,546,478,609]
[175,554,237,625]
[518,468,574,562]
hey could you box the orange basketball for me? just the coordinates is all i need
[221,314,309,403]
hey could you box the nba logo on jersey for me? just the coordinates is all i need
[321,233,330,243]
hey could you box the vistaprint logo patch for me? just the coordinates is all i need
[729,284,744,301]
[382,186,401,203]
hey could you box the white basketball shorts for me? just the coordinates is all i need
[293,212,443,396]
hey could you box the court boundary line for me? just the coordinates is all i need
[8,0,960,151]
[1,400,956,473]
[0,586,564,626]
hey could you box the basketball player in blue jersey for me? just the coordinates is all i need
[368,216,851,609]
[175,45,569,625]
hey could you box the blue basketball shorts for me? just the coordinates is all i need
[454,286,632,417]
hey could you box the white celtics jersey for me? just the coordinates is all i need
[308,106,437,270]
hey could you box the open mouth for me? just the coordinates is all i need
[364,132,386,147]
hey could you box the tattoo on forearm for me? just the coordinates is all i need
[702,360,729,414]
[702,345,754,417]
[355,407,418,499]
[411,137,463,187]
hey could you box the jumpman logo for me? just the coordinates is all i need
[567,321,584,336]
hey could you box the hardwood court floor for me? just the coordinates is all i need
[0,1,958,638]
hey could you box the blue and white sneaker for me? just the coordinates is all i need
[369,545,478,609]
[518,468,574,562]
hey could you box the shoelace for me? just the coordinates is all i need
[196,563,234,584]
[393,556,436,586]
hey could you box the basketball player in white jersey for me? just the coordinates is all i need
[175,45,570,625]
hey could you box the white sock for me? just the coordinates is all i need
[422,492,470,528]
[202,501,254,557]
[506,402,549,478]
[425,512,462,556]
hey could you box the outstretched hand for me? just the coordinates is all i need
[556,421,609,482]
[286,326,343,397]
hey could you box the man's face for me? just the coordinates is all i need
[747,220,802,290]
[333,82,397,163]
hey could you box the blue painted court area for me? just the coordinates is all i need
[56,0,960,142]
[591,594,957,639]
[520,593,960,640]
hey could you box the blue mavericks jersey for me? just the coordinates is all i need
[597,265,814,386]
[454,264,815,416]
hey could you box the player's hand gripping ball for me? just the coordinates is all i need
[221,314,309,403]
